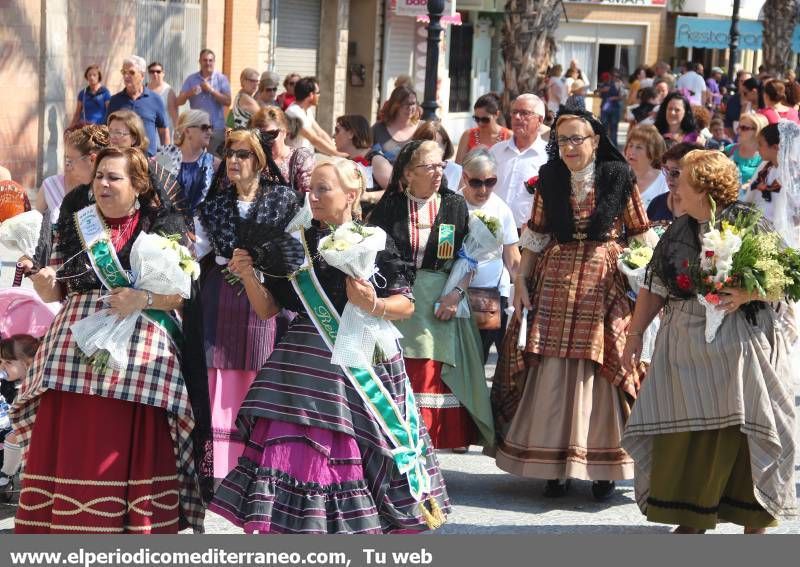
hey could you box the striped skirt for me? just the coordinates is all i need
[209,316,451,534]
[622,298,797,522]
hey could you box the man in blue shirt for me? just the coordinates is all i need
[107,55,170,156]
[177,49,231,155]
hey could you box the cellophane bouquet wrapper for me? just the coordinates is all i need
[70,233,197,369]
[318,222,403,368]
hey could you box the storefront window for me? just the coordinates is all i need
[448,23,473,113]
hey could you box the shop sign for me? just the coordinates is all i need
[563,0,667,6]
[394,0,456,17]
[675,16,763,50]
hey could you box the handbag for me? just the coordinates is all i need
[467,286,501,331]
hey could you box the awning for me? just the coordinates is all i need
[675,16,800,52]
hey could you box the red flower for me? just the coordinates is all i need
[524,176,539,195]
[705,250,714,258]
[676,273,692,292]
[704,292,721,305]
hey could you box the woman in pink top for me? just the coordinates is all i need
[758,80,800,125]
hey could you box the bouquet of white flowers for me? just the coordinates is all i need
[442,211,503,318]
[0,209,43,260]
[617,240,659,363]
[70,233,200,371]
[318,222,403,368]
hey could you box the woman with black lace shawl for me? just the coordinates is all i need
[11,147,212,533]
[210,158,450,533]
[492,106,655,501]
[194,129,299,482]
[369,140,495,452]
[621,150,797,533]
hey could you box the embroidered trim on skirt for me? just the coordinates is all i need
[15,390,180,533]
[210,317,450,533]
[495,356,634,481]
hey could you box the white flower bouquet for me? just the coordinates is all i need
[442,211,503,318]
[318,222,403,368]
[0,209,43,260]
[70,233,200,371]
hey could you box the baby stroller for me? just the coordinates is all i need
[0,287,60,502]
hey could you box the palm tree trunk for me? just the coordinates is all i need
[761,0,798,77]
[501,0,563,115]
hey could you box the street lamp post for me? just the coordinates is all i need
[421,0,445,121]
[727,0,741,86]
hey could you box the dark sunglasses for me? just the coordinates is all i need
[225,149,255,160]
[661,167,681,179]
[190,124,213,132]
[260,129,281,139]
[148,69,163,74]
[472,115,491,125]
[738,125,756,131]
[467,177,498,189]
[263,87,278,92]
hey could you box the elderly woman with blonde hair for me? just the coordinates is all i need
[622,150,797,533]
[210,156,451,533]
[155,109,220,214]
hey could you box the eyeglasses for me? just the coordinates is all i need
[109,129,132,138]
[738,125,756,131]
[64,154,89,168]
[148,69,163,75]
[466,177,498,189]
[120,69,138,77]
[661,167,681,179]
[510,109,539,119]
[556,135,593,147]
[415,162,446,173]
[189,124,213,132]
[225,149,255,160]
[472,115,491,125]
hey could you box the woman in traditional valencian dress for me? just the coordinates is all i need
[492,107,654,500]
[622,150,797,532]
[370,140,494,452]
[11,147,211,533]
[210,158,450,533]
[194,129,299,481]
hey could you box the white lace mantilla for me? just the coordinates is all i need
[519,227,551,253]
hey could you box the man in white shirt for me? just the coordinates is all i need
[489,94,549,230]
[284,77,345,157]
[676,62,707,106]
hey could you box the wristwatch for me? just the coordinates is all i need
[453,286,466,299]
[145,290,154,308]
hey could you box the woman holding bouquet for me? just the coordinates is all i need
[492,107,653,501]
[210,158,450,533]
[194,129,299,481]
[370,140,495,452]
[621,150,797,533]
[11,146,211,533]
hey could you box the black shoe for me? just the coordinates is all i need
[0,472,13,503]
[591,480,616,501]
[543,479,570,497]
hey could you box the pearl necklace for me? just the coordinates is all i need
[570,160,595,203]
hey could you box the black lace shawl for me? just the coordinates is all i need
[52,167,214,504]
[644,201,771,322]
[369,187,468,277]
[253,222,414,315]
[196,171,300,260]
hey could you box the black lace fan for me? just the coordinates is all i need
[237,218,305,277]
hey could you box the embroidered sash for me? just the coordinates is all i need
[290,253,431,501]
[74,205,182,345]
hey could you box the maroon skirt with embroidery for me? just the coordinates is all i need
[15,390,180,534]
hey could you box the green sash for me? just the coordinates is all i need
[291,263,431,502]
[74,205,182,345]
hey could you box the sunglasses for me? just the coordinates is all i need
[120,69,138,76]
[148,69,163,74]
[466,177,498,189]
[225,149,255,160]
[261,129,281,138]
[472,115,491,125]
[190,124,213,132]
[263,87,278,92]
[738,125,756,131]
[661,167,681,179]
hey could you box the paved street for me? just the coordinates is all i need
[2,353,798,534]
